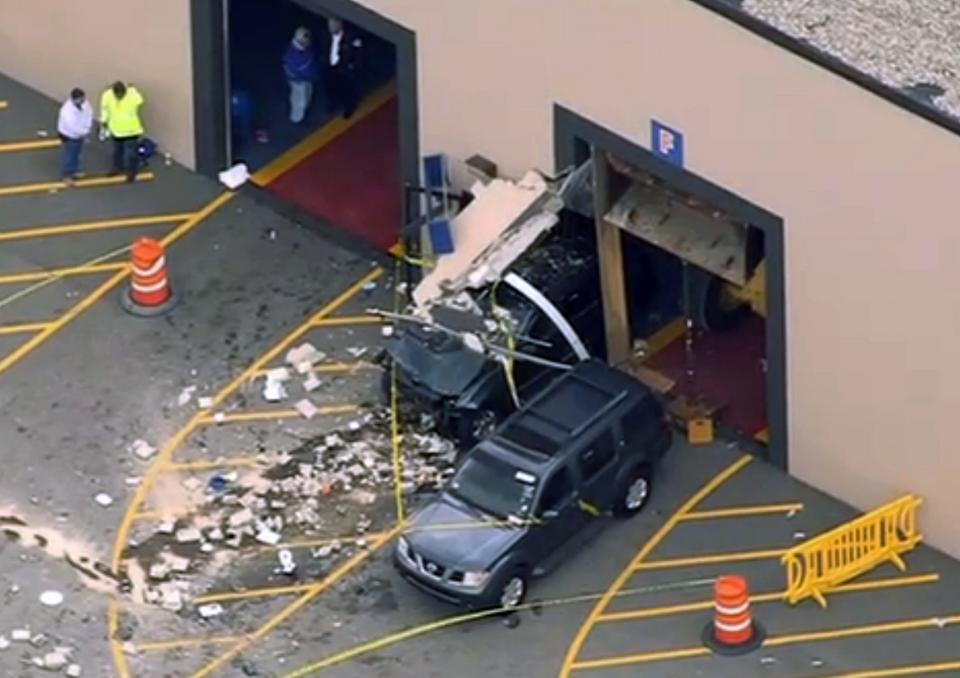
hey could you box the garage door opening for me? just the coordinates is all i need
[607,157,768,439]
[554,106,787,468]
[227,0,400,250]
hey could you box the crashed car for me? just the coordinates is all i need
[393,358,672,609]
[387,228,606,448]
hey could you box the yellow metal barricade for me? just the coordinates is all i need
[782,494,923,607]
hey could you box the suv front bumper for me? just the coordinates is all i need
[392,550,492,609]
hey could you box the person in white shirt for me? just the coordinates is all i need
[57,88,94,183]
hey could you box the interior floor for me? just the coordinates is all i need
[269,96,402,251]
[229,0,396,171]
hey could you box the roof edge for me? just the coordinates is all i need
[687,0,960,139]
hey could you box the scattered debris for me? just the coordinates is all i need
[42,650,69,670]
[303,373,322,392]
[198,396,214,409]
[793,531,807,540]
[0,636,8,650]
[255,527,281,546]
[346,347,368,358]
[198,603,224,619]
[66,664,83,677]
[158,583,184,612]
[175,527,202,543]
[178,385,197,406]
[295,399,319,420]
[286,343,325,372]
[167,555,191,573]
[129,439,157,461]
[381,325,395,338]
[11,629,30,642]
[181,477,203,492]
[94,493,114,508]
[38,590,64,607]
[277,549,296,575]
[263,379,288,403]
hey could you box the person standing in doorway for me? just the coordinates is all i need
[99,81,145,182]
[325,17,362,118]
[283,27,319,124]
[57,88,93,184]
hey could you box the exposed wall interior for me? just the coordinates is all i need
[358,0,960,557]
[0,0,196,167]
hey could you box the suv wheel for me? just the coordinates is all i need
[496,571,527,609]
[614,467,652,518]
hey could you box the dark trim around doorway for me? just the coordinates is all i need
[554,105,789,470]
[189,0,421,228]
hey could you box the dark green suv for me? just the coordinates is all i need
[393,359,672,609]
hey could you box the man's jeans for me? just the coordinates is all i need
[60,136,84,179]
[112,135,141,182]
[289,80,313,123]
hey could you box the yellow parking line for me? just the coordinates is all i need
[135,635,244,653]
[0,172,155,197]
[0,212,193,242]
[812,659,960,678]
[572,612,960,671]
[633,547,787,571]
[273,532,388,551]
[196,404,357,425]
[679,502,803,521]
[194,583,316,605]
[0,138,61,153]
[558,455,753,677]
[164,456,261,472]
[252,361,375,379]
[108,267,383,677]
[0,100,7,110]
[638,316,686,361]
[597,572,940,623]
[107,600,130,678]
[311,315,383,327]
[0,262,127,286]
[0,322,51,336]
[190,526,401,678]
[253,84,396,186]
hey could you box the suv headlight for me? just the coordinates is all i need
[461,570,490,588]
[397,536,412,561]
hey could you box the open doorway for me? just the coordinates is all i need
[191,0,419,253]
[554,106,787,468]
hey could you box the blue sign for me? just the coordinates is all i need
[651,120,684,167]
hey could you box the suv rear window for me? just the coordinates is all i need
[578,431,616,481]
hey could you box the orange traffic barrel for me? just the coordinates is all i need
[121,237,179,316]
[702,575,765,655]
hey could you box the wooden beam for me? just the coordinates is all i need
[591,148,631,364]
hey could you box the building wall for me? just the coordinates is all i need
[0,0,196,168]
[360,0,960,555]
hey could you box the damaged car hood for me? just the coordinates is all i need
[405,494,523,571]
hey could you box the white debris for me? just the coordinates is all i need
[198,603,224,618]
[263,379,288,403]
[228,508,254,528]
[286,343,325,370]
[159,583,184,612]
[213,412,226,424]
[177,385,197,406]
[39,590,64,607]
[148,563,170,580]
[200,542,214,553]
[350,489,377,506]
[167,555,191,573]
[207,527,224,542]
[345,347,367,358]
[156,521,176,535]
[94,493,114,507]
[175,527,202,543]
[303,373,322,392]
[255,527,281,545]
[218,162,250,189]
[181,477,203,492]
[0,636,8,650]
[124,477,141,487]
[933,617,948,628]
[793,531,807,540]
[11,629,30,642]
[381,325,395,337]
[43,650,69,670]
[277,549,296,574]
[129,439,157,461]
[66,665,83,677]
[198,396,214,409]
[266,367,291,382]
[295,399,319,419]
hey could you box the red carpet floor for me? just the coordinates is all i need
[646,315,767,436]
[269,97,402,251]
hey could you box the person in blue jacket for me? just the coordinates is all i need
[283,27,319,124]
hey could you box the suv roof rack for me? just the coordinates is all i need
[495,364,629,460]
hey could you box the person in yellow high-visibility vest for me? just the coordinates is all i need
[99,81,145,182]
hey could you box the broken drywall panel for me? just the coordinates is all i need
[413,171,555,307]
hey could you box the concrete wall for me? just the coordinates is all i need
[0,0,196,168]
[360,0,960,555]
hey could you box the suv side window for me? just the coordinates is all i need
[621,398,661,449]
[538,467,574,514]
[578,431,616,481]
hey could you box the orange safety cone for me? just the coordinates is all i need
[702,575,765,656]
[121,237,179,316]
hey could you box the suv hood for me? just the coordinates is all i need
[404,494,523,571]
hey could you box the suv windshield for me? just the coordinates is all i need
[449,450,539,520]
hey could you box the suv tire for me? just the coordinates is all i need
[613,466,652,518]
[487,568,528,610]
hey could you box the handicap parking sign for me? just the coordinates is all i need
[652,120,684,167]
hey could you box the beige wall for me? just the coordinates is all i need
[363,0,960,555]
[0,0,196,167]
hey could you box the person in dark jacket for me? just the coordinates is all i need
[283,27,319,123]
[324,18,362,118]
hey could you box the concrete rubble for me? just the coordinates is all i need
[129,406,458,613]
